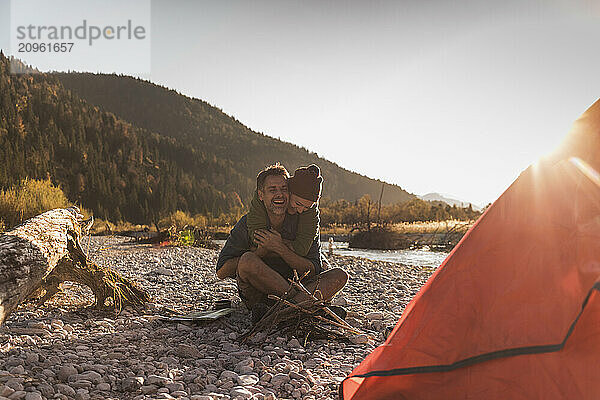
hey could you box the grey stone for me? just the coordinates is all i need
[205,384,218,392]
[70,380,92,389]
[8,390,26,400]
[25,353,39,365]
[9,366,24,375]
[219,370,239,381]
[289,371,305,382]
[55,384,76,397]
[122,377,144,392]
[96,383,111,391]
[365,311,384,320]
[24,393,43,400]
[79,371,102,384]
[229,387,252,399]
[141,385,158,394]
[259,372,272,383]
[176,323,192,332]
[5,380,23,392]
[270,373,290,387]
[75,388,90,400]
[35,383,54,398]
[350,334,370,344]
[0,386,14,397]
[177,344,201,358]
[236,375,258,386]
[165,382,184,392]
[58,365,78,382]
[147,375,172,386]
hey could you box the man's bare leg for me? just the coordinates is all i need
[302,268,348,302]
[238,252,348,305]
[237,252,297,299]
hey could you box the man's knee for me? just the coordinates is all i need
[238,252,261,280]
[330,267,349,288]
[321,267,348,290]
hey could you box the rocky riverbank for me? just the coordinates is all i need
[0,236,435,400]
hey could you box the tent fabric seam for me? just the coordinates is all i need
[342,281,599,387]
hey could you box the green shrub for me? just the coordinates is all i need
[177,229,195,246]
[0,178,70,229]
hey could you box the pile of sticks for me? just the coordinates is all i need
[240,271,367,345]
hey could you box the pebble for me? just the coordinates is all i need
[0,236,434,400]
[156,267,175,276]
[365,311,384,320]
[350,334,370,344]
[270,373,290,388]
[24,393,42,400]
[8,390,26,400]
[147,375,171,386]
[96,383,111,391]
[9,366,24,375]
[122,377,144,392]
[237,374,259,386]
[165,382,184,392]
[57,365,78,382]
[55,384,76,397]
[220,370,239,382]
[141,385,158,394]
[177,344,201,358]
[230,386,253,399]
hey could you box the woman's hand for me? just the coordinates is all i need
[254,229,285,254]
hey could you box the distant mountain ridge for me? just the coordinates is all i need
[418,193,481,211]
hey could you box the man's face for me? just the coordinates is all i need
[258,174,289,216]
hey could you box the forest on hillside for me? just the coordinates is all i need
[0,54,479,231]
[0,54,247,224]
[55,72,414,205]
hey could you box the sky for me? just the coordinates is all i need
[2,0,600,206]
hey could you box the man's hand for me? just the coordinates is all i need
[255,229,314,276]
[254,229,286,254]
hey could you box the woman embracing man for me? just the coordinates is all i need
[216,163,348,323]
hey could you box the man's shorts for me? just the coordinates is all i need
[236,257,318,309]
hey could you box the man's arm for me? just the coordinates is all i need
[254,229,314,276]
[217,246,268,280]
[216,216,250,280]
[216,257,239,280]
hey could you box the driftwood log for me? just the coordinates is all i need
[0,207,149,325]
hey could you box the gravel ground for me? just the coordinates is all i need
[0,236,436,400]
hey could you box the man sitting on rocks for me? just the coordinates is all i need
[216,164,348,322]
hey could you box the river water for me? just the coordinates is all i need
[323,241,449,268]
[215,240,449,268]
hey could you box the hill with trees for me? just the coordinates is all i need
[55,72,414,205]
[0,53,414,227]
[0,54,248,225]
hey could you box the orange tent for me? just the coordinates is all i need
[341,100,600,400]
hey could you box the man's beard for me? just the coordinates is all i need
[266,202,287,215]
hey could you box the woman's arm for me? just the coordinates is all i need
[292,206,320,256]
[246,190,269,247]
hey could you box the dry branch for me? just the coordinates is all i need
[240,272,364,343]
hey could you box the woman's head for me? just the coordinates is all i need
[287,164,323,214]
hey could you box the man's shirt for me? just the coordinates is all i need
[216,214,322,277]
